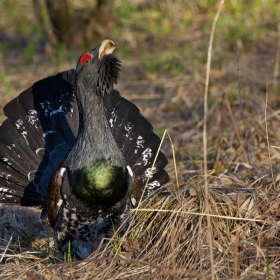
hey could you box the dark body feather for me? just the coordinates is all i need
[0,40,169,258]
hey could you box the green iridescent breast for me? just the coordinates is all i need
[68,159,128,207]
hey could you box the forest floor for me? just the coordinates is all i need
[1,1,280,279]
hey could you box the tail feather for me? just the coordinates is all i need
[0,120,40,175]
[0,178,41,201]
[121,117,154,158]
[0,184,45,205]
[4,90,45,153]
[128,129,163,173]
[139,169,170,197]
[32,70,78,137]
[103,90,169,196]
[0,161,29,187]
[0,70,77,206]
[103,90,141,148]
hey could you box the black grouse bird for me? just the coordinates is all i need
[0,40,169,259]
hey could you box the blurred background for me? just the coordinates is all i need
[1,0,280,181]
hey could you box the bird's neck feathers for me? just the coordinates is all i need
[97,55,121,96]
[66,56,124,170]
[74,53,121,125]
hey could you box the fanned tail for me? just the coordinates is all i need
[0,74,169,207]
[0,70,78,206]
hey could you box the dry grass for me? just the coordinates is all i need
[1,0,280,279]
[1,173,280,279]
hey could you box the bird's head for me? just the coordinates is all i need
[75,39,121,96]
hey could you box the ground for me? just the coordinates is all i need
[1,1,280,279]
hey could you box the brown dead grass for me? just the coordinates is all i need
[2,173,280,279]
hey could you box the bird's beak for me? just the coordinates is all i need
[98,39,116,60]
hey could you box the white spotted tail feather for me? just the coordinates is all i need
[0,70,78,206]
[103,90,169,201]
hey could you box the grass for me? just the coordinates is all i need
[64,242,72,263]
[1,0,280,279]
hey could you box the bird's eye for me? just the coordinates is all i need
[81,54,93,66]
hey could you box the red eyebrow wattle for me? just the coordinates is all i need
[81,54,92,66]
